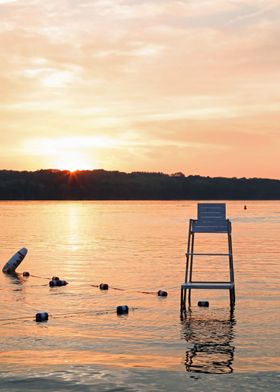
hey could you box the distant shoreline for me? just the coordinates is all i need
[0,169,279,200]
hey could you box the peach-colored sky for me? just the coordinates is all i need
[0,0,279,178]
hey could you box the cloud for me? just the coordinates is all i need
[0,0,16,4]
[0,0,279,177]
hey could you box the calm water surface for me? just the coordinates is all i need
[0,201,279,391]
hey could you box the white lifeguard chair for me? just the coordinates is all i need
[180,203,235,315]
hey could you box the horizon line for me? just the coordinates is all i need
[0,168,279,182]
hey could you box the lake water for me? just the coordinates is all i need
[0,201,279,391]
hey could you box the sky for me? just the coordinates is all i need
[0,0,279,178]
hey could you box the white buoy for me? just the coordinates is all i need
[2,248,28,273]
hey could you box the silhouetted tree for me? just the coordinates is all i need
[0,169,279,200]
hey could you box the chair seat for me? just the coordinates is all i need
[191,225,229,233]
[191,219,230,233]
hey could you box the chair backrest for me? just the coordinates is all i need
[192,203,230,233]
[198,203,226,220]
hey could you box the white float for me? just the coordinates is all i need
[2,248,28,273]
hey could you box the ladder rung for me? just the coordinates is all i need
[186,253,231,256]
[181,282,234,290]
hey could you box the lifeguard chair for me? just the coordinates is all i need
[180,203,235,315]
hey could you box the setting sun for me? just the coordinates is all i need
[22,137,96,172]
[54,153,93,172]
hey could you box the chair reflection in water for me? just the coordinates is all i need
[180,203,235,315]
[182,311,236,374]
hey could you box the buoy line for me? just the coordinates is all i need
[0,306,140,324]
[15,272,174,290]
[5,273,171,296]
[91,283,168,296]
[91,284,125,291]
[10,273,178,293]
[1,248,170,295]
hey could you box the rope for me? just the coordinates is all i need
[110,286,125,291]
[29,274,50,280]
[136,290,158,295]
[50,309,116,319]
[0,315,34,323]
[91,285,164,295]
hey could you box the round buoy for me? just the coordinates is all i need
[116,305,129,315]
[51,276,60,281]
[49,279,68,287]
[23,271,30,277]
[157,290,168,297]
[99,283,109,290]
[35,312,49,322]
[198,301,209,307]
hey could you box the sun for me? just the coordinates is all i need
[24,137,99,172]
[54,153,93,172]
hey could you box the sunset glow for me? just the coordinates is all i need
[0,0,279,178]
[53,155,92,173]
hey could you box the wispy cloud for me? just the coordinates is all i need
[0,0,17,4]
[226,1,279,26]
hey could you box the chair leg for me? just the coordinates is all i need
[188,232,195,307]
[180,287,186,315]
[183,286,187,307]
[185,224,192,283]
[180,289,183,314]
[227,227,235,308]
[230,287,235,307]
[188,289,191,307]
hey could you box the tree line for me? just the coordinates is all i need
[0,169,279,200]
